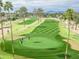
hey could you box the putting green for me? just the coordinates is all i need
[23,37,63,49]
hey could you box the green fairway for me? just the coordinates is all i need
[22,37,63,49]
[0,19,79,59]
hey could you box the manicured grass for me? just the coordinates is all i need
[1,19,79,59]
[29,20,59,39]
[22,37,63,49]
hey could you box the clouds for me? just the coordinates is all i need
[2,0,79,12]
[3,0,69,7]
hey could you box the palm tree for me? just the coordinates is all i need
[18,6,28,26]
[73,13,79,30]
[37,8,44,18]
[75,17,79,30]
[4,1,14,58]
[33,8,44,22]
[63,8,74,59]
[4,1,13,18]
[33,8,37,16]
[0,0,5,51]
[15,10,20,19]
[19,6,27,17]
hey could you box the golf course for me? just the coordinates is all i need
[0,0,79,59]
[0,17,79,59]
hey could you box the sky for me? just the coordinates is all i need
[2,0,79,13]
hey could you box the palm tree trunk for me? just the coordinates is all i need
[10,20,15,59]
[8,11,15,59]
[23,15,26,27]
[1,20,5,51]
[37,16,40,23]
[65,20,70,59]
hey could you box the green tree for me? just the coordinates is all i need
[0,0,5,51]
[63,8,74,59]
[4,1,13,18]
[34,8,44,17]
[14,10,20,19]
[18,6,28,26]
[0,0,3,11]
[19,6,27,17]
[73,13,79,30]
[4,1,14,58]
[33,8,44,22]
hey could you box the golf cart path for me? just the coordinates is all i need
[64,39,79,51]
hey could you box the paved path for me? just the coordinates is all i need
[64,39,79,51]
